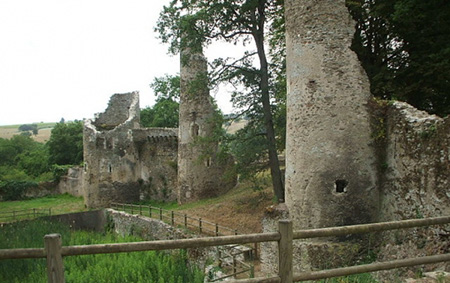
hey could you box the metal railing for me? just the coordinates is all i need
[110,202,255,279]
[111,203,240,236]
[0,208,51,223]
[0,215,449,283]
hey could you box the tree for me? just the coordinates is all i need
[0,135,50,181]
[18,124,38,135]
[141,75,180,128]
[156,0,286,202]
[47,121,83,165]
[347,0,450,116]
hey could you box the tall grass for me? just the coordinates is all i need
[0,219,204,282]
[0,193,85,216]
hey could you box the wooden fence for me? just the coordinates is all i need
[0,208,51,223]
[0,215,449,283]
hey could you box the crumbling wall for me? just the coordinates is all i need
[133,128,178,202]
[83,92,180,208]
[376,102,450,279]
[178,45,236,204]
[58,167,84,197]
[83,92,143,208]
[284,0,379,232]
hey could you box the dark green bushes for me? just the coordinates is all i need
[0,180,38,200]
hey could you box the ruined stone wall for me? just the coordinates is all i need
[133,128,178,202]
[58,167,84,197]
[376,102,450,279]
[83,93,140,208]
[284,0,379,230]
[178,46,235,203]
[83,92,180,208]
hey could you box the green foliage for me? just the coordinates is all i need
[142,75,181,128]
[0,220,204,283]
[319,273,377,282]
[141,97,179,128]
[0,180,38,201]
[347,0,450,116]
[157,0,286,201]
[51,164,73,182]
[47,120,83,165]
[18,124,38,135]
[0,135,50,182]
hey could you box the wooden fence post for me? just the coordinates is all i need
[44,234,65,283]
[149,206,152,218]
[215,223,219,236]
[171,211,175,226]
[159,208,163,221]
[199,218,202,233]
[278,220,293,283]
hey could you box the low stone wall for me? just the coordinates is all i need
[46,210,106,232]
[57,167,84,197]
[104,209,217,270]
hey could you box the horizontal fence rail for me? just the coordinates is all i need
[111,202,239,237]
[0,215,449,283]
[0,208,51,223]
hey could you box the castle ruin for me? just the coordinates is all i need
[83,92,178,208]
[262,0,449,276]
[82,47,235,208]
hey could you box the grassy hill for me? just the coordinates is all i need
[0,122,56,143]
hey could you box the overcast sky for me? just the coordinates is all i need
[0,0,235,126]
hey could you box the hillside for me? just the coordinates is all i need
[0,123,55,143]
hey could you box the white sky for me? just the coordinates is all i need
[0,0,236,126]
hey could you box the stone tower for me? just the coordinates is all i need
[177,45,234,204]
[284,0,379,230]
[83,92,142,208]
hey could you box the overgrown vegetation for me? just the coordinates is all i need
[0,194,85,216]
[0,219,204,283]
[0,120,83,198]
[346,0,450,117]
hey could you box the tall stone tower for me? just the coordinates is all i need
[285,0,379,231]
[177,45,234,204]
[83,92,141,208]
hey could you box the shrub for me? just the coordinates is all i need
[0,180,38,201]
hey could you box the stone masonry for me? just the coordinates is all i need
[284,0,379,231]
[261,0,449,277]
[177,45,235,204]
[83,92,178,208]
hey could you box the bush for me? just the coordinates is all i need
[0,180,38,201]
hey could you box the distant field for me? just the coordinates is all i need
[0,122,56,143]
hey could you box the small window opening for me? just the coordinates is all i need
[84,163,88,172]
[335,179,348,193]
[108,164,112,173]
[205,157,212,167]
[191,123,199,137]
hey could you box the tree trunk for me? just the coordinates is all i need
[253,1,285,202]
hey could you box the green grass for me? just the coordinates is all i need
[320,273,378,282]
[0,194,86,217]
[0,219,204,283]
